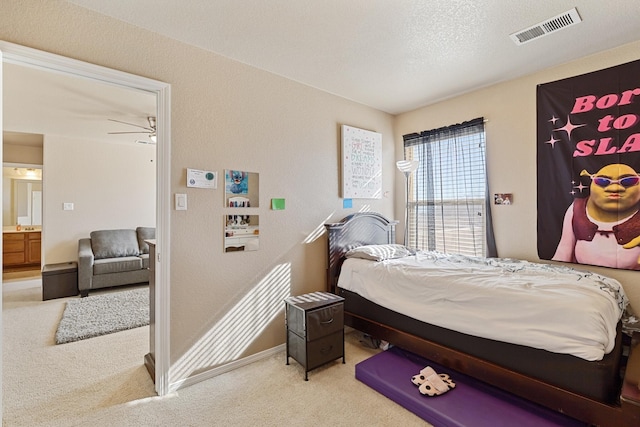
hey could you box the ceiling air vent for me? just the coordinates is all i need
[510,7,582,45]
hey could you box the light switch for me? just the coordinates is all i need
[175,193,187,210]
[63,202,74,211]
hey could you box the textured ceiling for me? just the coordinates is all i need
[66,0,640,114]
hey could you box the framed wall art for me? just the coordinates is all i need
[341,125,382,199]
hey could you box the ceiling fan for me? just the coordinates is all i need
[108,116,157,144]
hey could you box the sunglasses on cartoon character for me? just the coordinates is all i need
[590,175,640,188]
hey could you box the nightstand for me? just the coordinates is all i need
[285,292,345,380]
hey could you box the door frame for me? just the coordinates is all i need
[0,41,172,396]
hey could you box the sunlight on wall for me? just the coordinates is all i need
[303,213,335,244]
[304,207,374,245]
[169,263,291,381]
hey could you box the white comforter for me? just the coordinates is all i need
[338,251,629,361]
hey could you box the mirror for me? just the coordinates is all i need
[224,215,259,252]
[3,166,43,228]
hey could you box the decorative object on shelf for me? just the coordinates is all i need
[341,125,382,199]
[228,196,250,207]
[225,169,259,207]
[396,160,419,246]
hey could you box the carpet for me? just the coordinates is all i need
[55,288,149,344]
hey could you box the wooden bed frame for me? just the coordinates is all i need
[325,212,640,427]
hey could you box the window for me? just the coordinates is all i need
[403,118,495,257]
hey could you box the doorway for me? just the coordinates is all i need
[0,41,171,396]
[2,163,43,277]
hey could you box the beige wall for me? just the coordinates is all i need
[3,142,43,165]
[394,39,640,314]
[0,0,395,384]
[42,135,156,264]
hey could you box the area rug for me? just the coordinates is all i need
[55,288,149,344]
[355,346,587,427]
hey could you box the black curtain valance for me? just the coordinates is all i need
[403,117,484,147]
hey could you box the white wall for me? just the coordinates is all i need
[395,39,640,314]
[42,135,156,264]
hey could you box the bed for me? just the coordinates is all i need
[325,212,640,427]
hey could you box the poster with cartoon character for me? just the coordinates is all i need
[537,58,640,270]
[225,170,259,207]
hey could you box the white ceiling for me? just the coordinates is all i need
[3,62,156,146]
[66,0,640,115]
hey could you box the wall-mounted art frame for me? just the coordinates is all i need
[494,193,513,205]
[341,124,382,199]
[225,169,259,207]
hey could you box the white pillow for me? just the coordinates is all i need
[345,244,414,261]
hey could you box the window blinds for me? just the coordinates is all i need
[403,118,490,256]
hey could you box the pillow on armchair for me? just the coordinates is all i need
[136,227,156,254]
[90,229,140,259]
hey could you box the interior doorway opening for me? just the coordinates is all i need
[0,41,171,398]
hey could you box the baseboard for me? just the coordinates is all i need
[168,343,286,392]
[144,352,156,383]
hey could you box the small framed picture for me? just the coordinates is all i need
[494,193,513,205]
